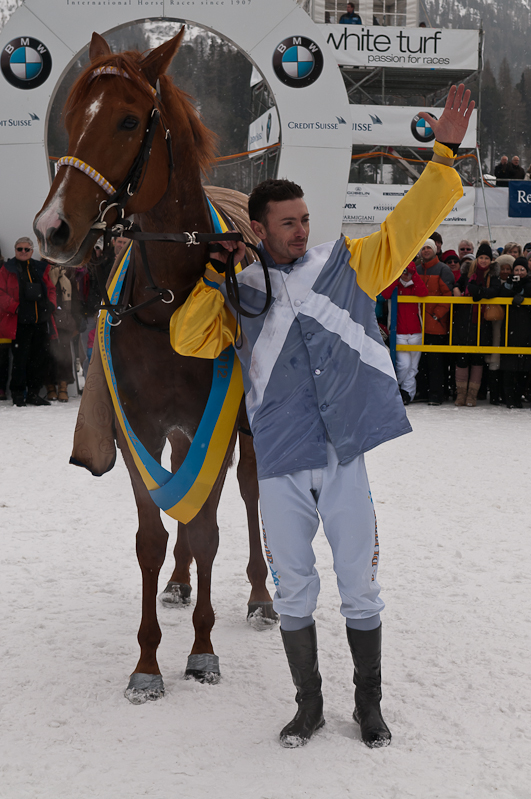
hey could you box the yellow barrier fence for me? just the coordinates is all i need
[389,295,531,361]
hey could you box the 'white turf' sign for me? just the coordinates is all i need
[0,0,352,253]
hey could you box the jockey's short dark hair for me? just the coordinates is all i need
[248,179,304,225]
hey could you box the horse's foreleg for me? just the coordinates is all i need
[237,424,278,629]
[117,427,168,704]
[158,523,193,607]
[183,507,220,683]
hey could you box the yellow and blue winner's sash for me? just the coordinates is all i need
[98,241,243,524]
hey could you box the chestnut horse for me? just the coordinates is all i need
[33,31,276,703]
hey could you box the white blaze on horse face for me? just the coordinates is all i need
[35,182,66,238]
[76,91,104,147]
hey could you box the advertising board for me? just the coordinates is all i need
[343,183,475,226]
[322,25,479,71]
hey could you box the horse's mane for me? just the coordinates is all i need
[65,50,217,177]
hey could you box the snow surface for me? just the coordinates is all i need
[1,399,530,799]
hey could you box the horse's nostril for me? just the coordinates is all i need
[49,219,71,247]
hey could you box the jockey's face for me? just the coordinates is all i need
[252,198,310,264]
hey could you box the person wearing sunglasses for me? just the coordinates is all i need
[0,237,56,406]
[458,240,474,260]
[442,249,461,283]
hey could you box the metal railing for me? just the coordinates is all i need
[389,293,531,366]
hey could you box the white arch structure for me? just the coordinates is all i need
[0,0,352,254]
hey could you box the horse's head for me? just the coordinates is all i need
[34,29,213,267]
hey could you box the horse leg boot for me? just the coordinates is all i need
[279,623,325,748]
[346,624,391,748]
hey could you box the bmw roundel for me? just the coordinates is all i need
[1,37,52,90]
[411,113,437,143]
[273,36,324,89]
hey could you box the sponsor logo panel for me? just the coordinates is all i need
[1,38,52,90]
[273,36,324,89]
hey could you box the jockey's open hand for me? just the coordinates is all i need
[418,84,475,146]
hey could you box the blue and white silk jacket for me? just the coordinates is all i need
[171,159,463,480]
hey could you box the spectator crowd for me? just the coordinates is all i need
[0,235,115,407]
[379,233,531,410]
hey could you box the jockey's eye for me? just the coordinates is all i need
[120,116,139,131]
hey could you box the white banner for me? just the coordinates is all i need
[247,107,280,156]
[350,105,477,149]
[321,25,479,71]
[343,183,475,226]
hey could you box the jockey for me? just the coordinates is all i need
[170,85,474,749]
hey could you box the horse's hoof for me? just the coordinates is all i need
[124,673,165,704]
[184,653,220,684]
[247,601,279,631]
[158,581,192,607]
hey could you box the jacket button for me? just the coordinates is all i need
[294,299,301,307]
[314,369,321,375]
[306,332,313,340]
[320,404,328,411]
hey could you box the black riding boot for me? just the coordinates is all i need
[279,623,325,748]
[346,624,391,748]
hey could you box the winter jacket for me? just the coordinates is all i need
[499,275,531,370]
[453,267,501,348]
[0,258,56,340]
[381,269,429,334]
[171,159,463,480]
[415,256,454,335]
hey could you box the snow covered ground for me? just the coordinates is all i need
[1,398,530,799]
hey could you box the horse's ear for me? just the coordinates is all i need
[139,28,185,87]
[89,32,111,62]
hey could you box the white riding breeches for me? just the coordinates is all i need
[258,441,384,622]
[396,332,422,399]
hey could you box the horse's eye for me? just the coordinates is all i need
[120,116,139,131]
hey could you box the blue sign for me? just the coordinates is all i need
[508,181,531,217]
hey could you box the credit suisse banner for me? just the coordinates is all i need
[343,184,475,226]
[321,25,479,71]
[350,104,477,149]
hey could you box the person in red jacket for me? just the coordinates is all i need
[414,238,455,404]
[0,237,56,406]
[382,262,429,404]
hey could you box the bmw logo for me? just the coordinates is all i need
[272,36,324,89]
[1,37,52,90]
[411,113,437,143]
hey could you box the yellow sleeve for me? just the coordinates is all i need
[346,160,463,299]
[169,276,237,359]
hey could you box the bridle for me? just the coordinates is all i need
[56,65,272,326]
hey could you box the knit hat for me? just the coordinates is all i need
[476,242,493,260]
[442,249,459,263]
[494,254,515,268]
[460,253,475,263]
[524,242,531,251]
[513,256,529,272]
[423,239,437,254]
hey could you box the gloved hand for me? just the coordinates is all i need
[512,294,524,306]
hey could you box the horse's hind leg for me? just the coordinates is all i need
[237,421,278,630]
[158,523,193,607]
[117,428,168,704]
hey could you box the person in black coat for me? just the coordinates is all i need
[452,242,501,406]
[498,257,531,408]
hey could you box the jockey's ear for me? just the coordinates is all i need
[139,28,185,88]
[89,32,112,62]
